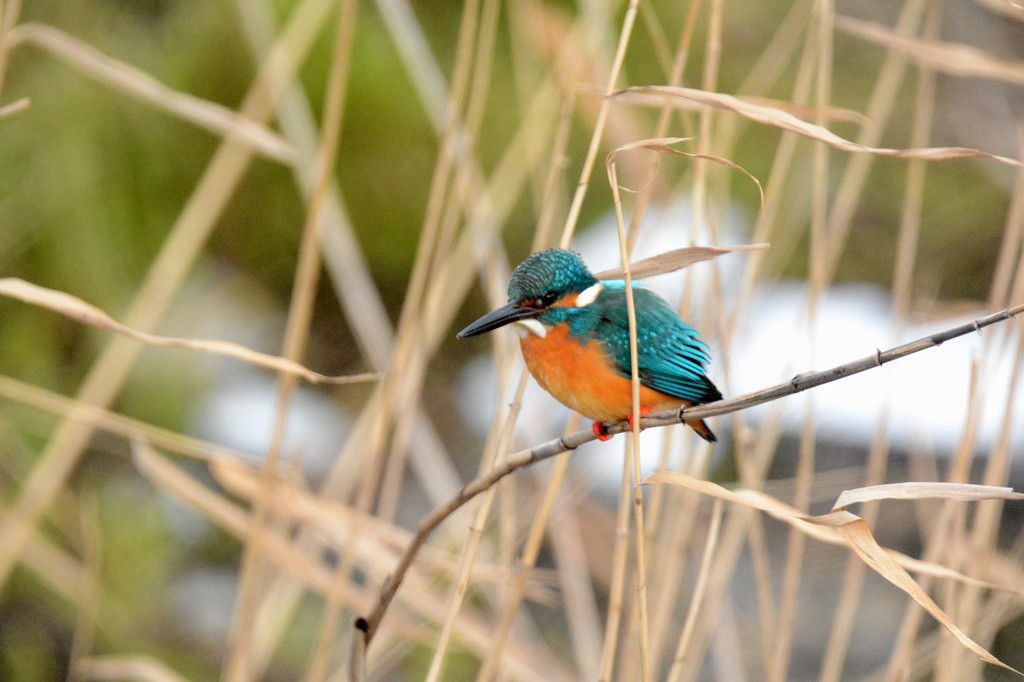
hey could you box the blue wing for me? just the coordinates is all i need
[591,282,721,404]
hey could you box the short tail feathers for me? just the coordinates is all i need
[686,418,717,443]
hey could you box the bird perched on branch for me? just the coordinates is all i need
[457,249,721,442]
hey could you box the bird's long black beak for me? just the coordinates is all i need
[457,301,541,339]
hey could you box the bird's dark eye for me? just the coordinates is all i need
[539,292,558,307]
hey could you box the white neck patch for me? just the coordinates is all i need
[576,282,603,307]
[512,318,547,338]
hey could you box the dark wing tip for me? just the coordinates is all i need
[700,375,723,404]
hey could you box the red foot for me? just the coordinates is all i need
[593,412,648,441]
[592,421,613,441]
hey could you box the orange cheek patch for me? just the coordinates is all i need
[551,293,579,308]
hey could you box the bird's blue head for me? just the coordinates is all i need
[507,249,597,305]
[457,249,598,338]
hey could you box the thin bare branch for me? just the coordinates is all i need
[357,301,1024,645]
[0,278,376,385]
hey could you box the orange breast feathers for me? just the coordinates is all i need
[519,323,686,423]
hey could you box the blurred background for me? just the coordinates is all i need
[1,0,1024,680]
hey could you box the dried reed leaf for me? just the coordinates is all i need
[648,474,1024,597]
[742,97,871,127]
[833,482,1024,511]
[210,456,407,549]
[4,24,298,164]
[0,97,29,119]
[594,244,769,280]
[621,90,869,126]
[0,278,376,386]
[132,445,398,625]
[209,456,559,601]
[610,136,694,156]
[71,655,191,682]
[836,15,1024,85]
[140,439,563,675]
[646,471,846,543]
[606,136,765,209]
[896,552,1024,601]
[619,87,1023,167]
[807,511,1018,674]
[138,453,525,679]
[646,471,1023,674]
[0,374,243,462]
[132,442,385,608]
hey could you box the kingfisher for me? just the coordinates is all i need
[457,249,721,442]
